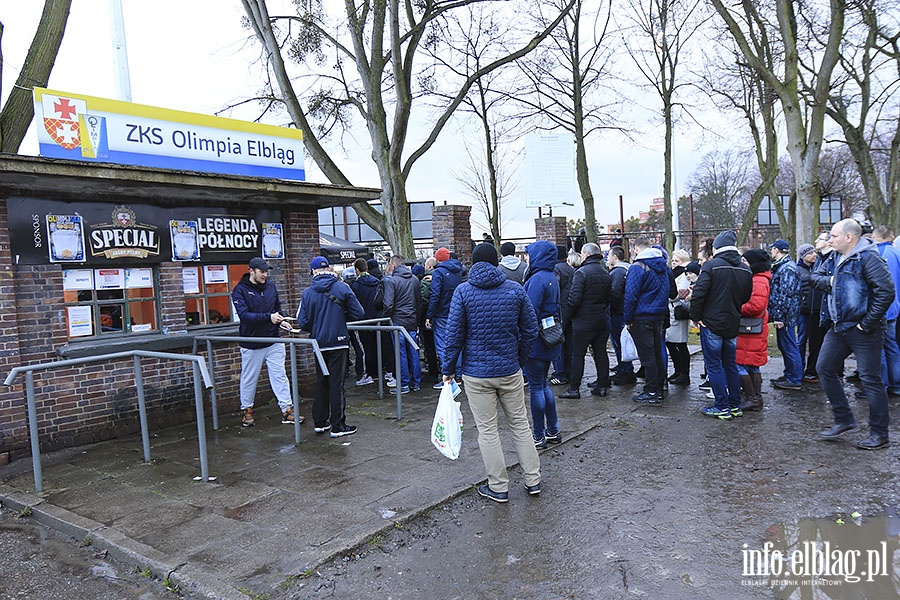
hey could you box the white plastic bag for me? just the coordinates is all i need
[620,328,639,363]
[431,382,463,460]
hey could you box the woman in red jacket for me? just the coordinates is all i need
[737,249,772,411]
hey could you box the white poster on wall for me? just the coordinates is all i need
[67,305,93,337]
[63,269,93,291]
[125,268,153,289]
[525,133,576,208]
[183,267,200,294]
[95,268,125,289]
[203,265,228,284]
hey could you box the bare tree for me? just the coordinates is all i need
[621,0,706,253]
[710,0,846,245]
[240,0,575,256]
[684,149,753,229]
[825,0,900,229]
[453,139,518,243]
[512,0,621,244]
[0,0,73,152]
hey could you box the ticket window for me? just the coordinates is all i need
[63,268,159,338]
[183,265,246,326]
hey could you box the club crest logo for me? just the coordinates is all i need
[113,206,136,227]
[43,97,81,150]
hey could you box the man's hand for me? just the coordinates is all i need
[425,319,432,329]
[442,374,454,384]
[693,320,705,328]
[626,323,632,330]
[270,313,285,324]
[773,321,784,329]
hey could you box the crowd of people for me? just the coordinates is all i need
[232,219,897,497]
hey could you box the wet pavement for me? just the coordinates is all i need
[1,351,897,599]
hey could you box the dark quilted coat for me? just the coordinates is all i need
[441,262,538,379]
[736,271,771,367]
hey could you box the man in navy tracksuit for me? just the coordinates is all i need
[297,256,365,437]
[231,257,296,428]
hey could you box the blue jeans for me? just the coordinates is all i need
[797,314,810,371]
[610,313,634,374]
[432,317,461,376]
[397,329,421,389]
[776,324,803,385]
[700,327,741,410]
[524,358,558,440]
[817,325,889,437]
[881,319,900,394]
[737,364,760,376]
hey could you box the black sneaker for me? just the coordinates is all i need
[534,436,547,449]
[819,423,859,439]
[698,380,711,390]
[856,434,889,450]
[314,424,331,433]
[545,430,562,444]
[846,370,861,382]
[525,483,542,496]
[611,374,637,385]
[632,391,662,405]
[772,380,802,391]
[330,425,358,438]
[477,483,508,503]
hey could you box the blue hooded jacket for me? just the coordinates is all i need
[297,273,365,350]
[524,241,561,361]
[442,262,538,378]
[624,247,671,323]
[427,258,463,320]
[232,273,284,349]
[876,241,900,321]
[351,273,381,320]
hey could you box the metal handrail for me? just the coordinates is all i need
[190,335,328,444]
[347,319,420,420]
[4,350,214,493]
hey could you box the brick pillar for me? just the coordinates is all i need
[432,204,473,265]
[534,216,568,247]
[284,207,322,396]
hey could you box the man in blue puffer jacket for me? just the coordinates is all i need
[297,256,365,438]
[427,247,464,388]
[624,237,671,404]
[442,243,541,502]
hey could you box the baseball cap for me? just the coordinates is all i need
[249,257,270,271]
[772,239,790,252]
[309,256,330,270]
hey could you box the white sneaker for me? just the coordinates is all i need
[356,375,374,386]
[387,379,397,388]
[706,391,715,399]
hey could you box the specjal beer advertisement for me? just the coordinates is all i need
[7,197,283,266]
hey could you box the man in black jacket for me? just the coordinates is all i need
[690,230,752,420]
[560,243,613,399]
[607,245,636,385]
[383,255,421,393]
[550,244,575,385]
[231,257,296,428]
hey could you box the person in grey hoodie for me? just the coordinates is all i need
[383,255,421,393]
[497,242,528,284]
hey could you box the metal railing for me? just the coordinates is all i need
[191,335,328,444]
[4,350,214,493]
[347,318,420,420]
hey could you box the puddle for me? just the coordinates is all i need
[743,508,900,599]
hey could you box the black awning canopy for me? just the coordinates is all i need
[319,232,370,263]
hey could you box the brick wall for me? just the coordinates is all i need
[432,204,472,264]
[535,216,568,247]
[0,203,325,463]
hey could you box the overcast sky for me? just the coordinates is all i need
[1,1,716,238]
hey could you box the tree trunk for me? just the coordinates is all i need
[575,134,597,244]
[0,0,73,153]
[663,99,674,255]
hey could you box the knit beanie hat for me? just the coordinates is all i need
[472,243,499,266]
[713,230,737,251]
[500,242,517,256]
[435,247,450,262]
[556,244,568,260]
[685,261,701,275]
[797,243,815,260]
[743,249,771,274]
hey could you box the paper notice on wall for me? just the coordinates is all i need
[203,265,228,284]
[125,268,153,289]
[63,269,93,291]
[95,268,125,289]
[67,305,93,337]
[183,267,200,294]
